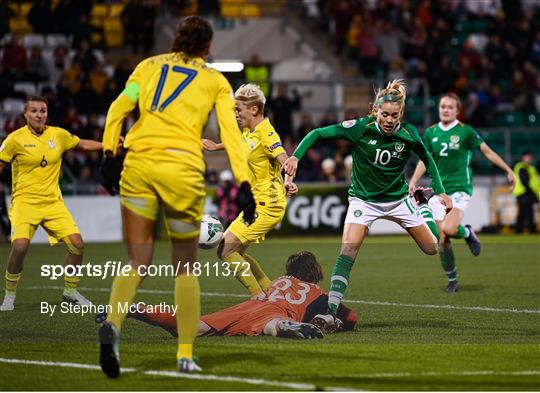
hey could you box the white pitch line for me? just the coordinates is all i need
[336,370,540,379]
[0,357,344,391]
[26,286,540,314]
[0,357,136,373]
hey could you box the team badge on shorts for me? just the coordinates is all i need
[354,210,362,217]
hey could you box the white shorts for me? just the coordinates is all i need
[428,191,471,221]
[345,196,425,228]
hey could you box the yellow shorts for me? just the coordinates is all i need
[228,203,285,245]
[120,149,205,239]
[9,199,79,245]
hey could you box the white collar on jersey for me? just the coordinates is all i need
[438,120,459,131]
[375,121,401,135]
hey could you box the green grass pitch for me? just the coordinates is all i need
[0,235,539,391]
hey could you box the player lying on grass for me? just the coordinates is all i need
[0,96,112,311]
[283,79,452,325]
[98,251,357,338]
[202,83,297,299]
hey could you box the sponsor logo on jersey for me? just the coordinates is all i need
[268,132,275,136]
[341,120,356,128]
[48,139,55,149]
[432,137,438,142]
[395,141,405,152]
[368,139,377,145]
[23,144,36,148]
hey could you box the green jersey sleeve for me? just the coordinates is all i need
[408,124,446,195]
[293,118,367,160]
[466,124,484,150]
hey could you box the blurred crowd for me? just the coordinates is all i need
[306,0,540,127]
[0,0,539,191]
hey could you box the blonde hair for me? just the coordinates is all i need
[368,79,407,118]
[234,83,266,113]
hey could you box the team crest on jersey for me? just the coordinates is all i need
[449,135,460,149]
[341,120,356,128]
[48,139,55,149]
[394,141,405,152]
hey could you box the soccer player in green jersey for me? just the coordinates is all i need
[283,80,453,322]
[409,93,515,293]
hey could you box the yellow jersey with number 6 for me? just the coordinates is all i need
[0,126,80,204]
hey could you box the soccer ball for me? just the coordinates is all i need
[198,215,224,249]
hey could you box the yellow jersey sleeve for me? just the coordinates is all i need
[0,134,16,163]
[102,61,144,155]
[57,128,80,152]
[261,127,286,159]
[215,74,250,184]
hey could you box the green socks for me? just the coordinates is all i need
[439,246,457,283]
[453,225,470,239]
[328,254,355,313]
[418,204,440,242]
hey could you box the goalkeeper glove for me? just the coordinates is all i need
[237,181,256,225]
[100,156,122,196]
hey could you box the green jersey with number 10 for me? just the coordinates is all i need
[423,122,483,196]
[293,117,445,202]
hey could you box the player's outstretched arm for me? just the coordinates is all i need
[202,139,224,151]
[276,153,298,196]
[103,89,137,156]
[408,160,427,195]
[480,142,516,190]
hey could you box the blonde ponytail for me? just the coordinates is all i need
[368,79,407,118]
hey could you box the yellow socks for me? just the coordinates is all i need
[5,271,21,294]
[223,252,261,296]
[63,274,80,295]
[242,253,271,292]
[175,274,200,360]
[106,265,141,330]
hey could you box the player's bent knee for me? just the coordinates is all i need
[64,236,84,255]
[11,239,30,255]
[442,223,458,236]
[423,244,438,255]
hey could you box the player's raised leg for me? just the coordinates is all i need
[217,231,264,297]
[0,239,29,311]
[444,207,480,256]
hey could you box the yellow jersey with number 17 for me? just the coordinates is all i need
[0,125,80,204]
[242,118,286,207]
[102,53,249,185]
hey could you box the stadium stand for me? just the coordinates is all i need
[0,0,538,189]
